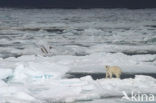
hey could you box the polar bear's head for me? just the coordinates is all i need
[105,65,110,70]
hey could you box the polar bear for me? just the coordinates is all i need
[105,65,122,78]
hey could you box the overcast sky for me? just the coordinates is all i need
[0,0,156,9]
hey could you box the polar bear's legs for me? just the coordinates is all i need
[105,72,112,78]
[115,73,120,78]
[115,73,121,78]
[109,72,112,78]
[105,73,108,78]
[106,72,121,78]
[106,72,109,78]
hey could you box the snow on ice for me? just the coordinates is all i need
[0,54,155,103]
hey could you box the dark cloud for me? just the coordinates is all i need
[0,0,156,9]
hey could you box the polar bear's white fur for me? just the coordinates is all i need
[105,65,122,78]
